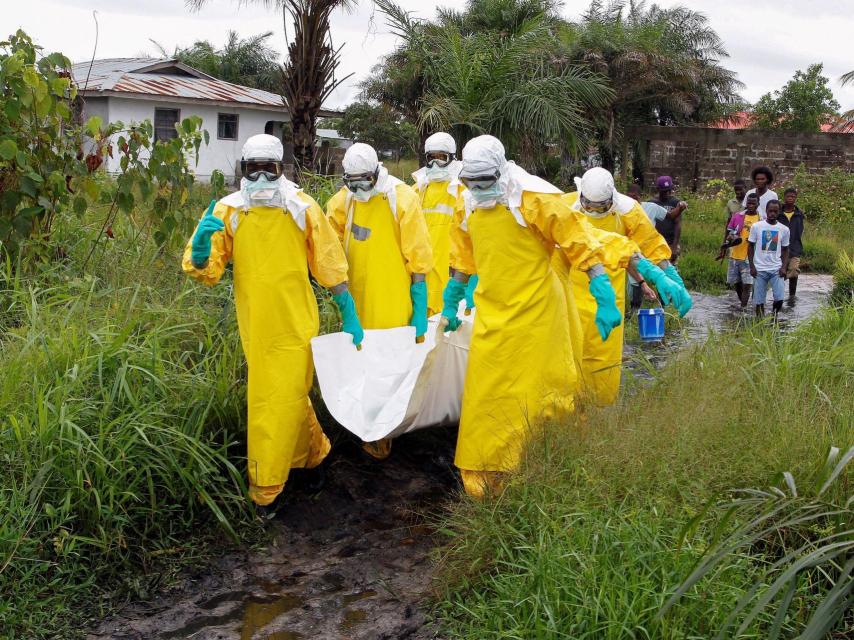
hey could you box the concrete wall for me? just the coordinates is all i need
[630,126,854,191]
[96,97,291,183]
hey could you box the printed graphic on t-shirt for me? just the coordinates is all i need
[761,229,779,252]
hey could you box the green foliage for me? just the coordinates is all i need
[161,30,282,93]
[830,252,854,306]
[327,101,419,157]
[436,306,854,638]
[1,30,209,269]
[785,165,854,224]
[664,447,854,639]
[751,64,841,133]
[369,0,614,169]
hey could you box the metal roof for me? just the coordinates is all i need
[71,58,286,109]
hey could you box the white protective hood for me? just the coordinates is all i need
[459,135,561,230]
[571,167,635,217]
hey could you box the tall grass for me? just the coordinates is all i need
[0,190,259,637]
[435,306,854,638]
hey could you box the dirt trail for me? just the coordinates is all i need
[88,275,833,640]
[88,429,458,640]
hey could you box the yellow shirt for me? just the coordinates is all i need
[731,213,760,261]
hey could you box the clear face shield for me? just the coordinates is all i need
[343,168,379,200]
[580,193,614,216]
[461,172,502,205]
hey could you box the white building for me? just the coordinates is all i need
[71,58,339,182]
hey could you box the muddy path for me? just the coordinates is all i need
[88,429,459,640]
[88,275,833,640]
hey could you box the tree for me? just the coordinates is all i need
[328,101,418,157]
[367,0,613,173]
[834,69,854,132]
[752,64,840,133]
[563,0,743,173]
[188,0,352,173]
[155,31,282,93]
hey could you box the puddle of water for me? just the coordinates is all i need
[340,608,368,632]
[239,594,304,640]
[162,593,304,640]
[342,589,377,605]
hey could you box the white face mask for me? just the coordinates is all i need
[240,176,283,206]
[426,164,450,183]
[469,184,503,209]
[352,188,376,203]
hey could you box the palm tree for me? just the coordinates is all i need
[187,0,352,172]
[835,70,854,132]
[154,31,281,92]
[369,0,613,173]
[563,0,743,174]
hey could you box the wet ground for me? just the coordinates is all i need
[88,430,459,640]
[625,273,833,373]
[88,274,833,640]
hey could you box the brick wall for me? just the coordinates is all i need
[629,126,854,192]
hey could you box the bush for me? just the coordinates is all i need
[786,165,854,224]
[830,252,854,306]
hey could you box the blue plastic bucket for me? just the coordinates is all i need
[638,307,665,342]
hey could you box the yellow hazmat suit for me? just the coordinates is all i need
[326,183,433,329]
[450,191,607,496]
[562,191,672,406]
[183,190,348,506]
[413,177,465,315]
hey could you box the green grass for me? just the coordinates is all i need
[435,306,854,638]
[0,186,264,638]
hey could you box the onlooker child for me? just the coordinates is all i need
[726,179,748,222]
[650,176,688,263]
[748,200,790,317]
[626,184,665,313]
[724,193,761,308]
[778,187,805,304]
[743,166,778,219]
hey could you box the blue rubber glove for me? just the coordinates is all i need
[636,258,693,317]
[191,200,225,267]
[410,281,428,339]
[663,263,686,289]
[441,278,467,332]
[332,290,364,347]
[464,274,479,312]
[588,273,622,341]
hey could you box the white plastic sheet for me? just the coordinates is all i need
[311,308,473,442]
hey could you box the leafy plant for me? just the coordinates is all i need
[752,64,841,133]
[830,252,854,306]
[663,446,854,639]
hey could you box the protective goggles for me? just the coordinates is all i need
[460,172,500,191]
[241,159,284,181]
[425,151,454,168]
[580,194,613,214]
[343,169,379,193]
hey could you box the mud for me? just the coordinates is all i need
[88,275,833,640]
[87,429,459,640]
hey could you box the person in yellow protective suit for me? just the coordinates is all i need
[182,134,364,515]
[326,142,434,460]
[411,132,468,315]
[563,167,693,406]
[439,135,623,498]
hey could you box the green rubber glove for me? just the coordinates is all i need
[332,290,364,347]
[410,281,428,339]
[588,273,622,341]
[441,279,466,332]
[663,263,685,289]
[637,258,693,317]
[464,274,479,311]
[191,200,224,267]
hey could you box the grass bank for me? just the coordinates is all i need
[435,305,853,638]
[0,187,264,638]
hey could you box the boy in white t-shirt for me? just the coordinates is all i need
[748,199,790,317]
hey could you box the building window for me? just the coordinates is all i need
[218,113,239,140]
[154,108,180,142]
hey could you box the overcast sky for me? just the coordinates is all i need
[4,0,853,111]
